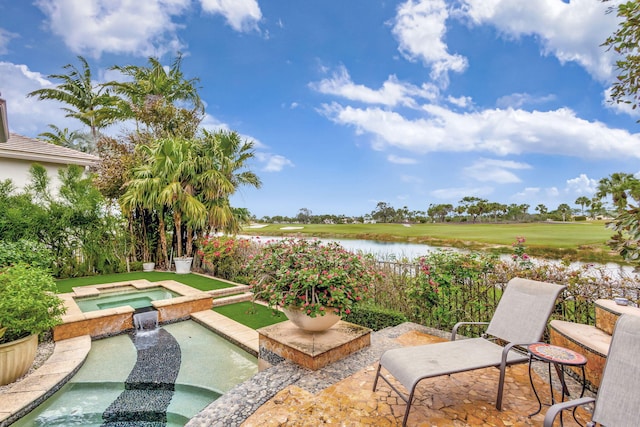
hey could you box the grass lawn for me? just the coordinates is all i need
[55,272,234,294]
[244,221,621,263]
[213,301,286,329]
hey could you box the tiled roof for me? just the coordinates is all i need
[0,133,100,166]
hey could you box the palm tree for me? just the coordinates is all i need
[574,196,591,215]
[196,130,262,236]
[535,204,548,217]
[596,172,640,213]
[38,124,97,154]
[28,56,118,139]
[107,54,203,130]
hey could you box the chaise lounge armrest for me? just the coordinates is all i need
[451,321,489,340]
[543,396,595,427]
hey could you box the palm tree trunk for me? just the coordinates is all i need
[174,212,182,258]
[158,208,168,268]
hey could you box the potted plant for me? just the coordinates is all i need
[0,263,66,385]
[246,238,380,332]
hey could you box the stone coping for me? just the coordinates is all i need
[0,335,91,427]
[550,319,611,357]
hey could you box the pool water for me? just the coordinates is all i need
[74,287,179,312]
[14,321,258,426]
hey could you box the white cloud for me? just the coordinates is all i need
[255,153,294,172]
[35,0,190,57]
[461,0,617,82]
[0,28,18,55]
[199,0,262,32]
[447,95,473,108]
[0,62,81,136]
[496,92,556,109]
[565,173,598,195]
[602,86,640,118]
[320,102,640,160]
[310,66,438,107]
[388,154,418,164]
[513,187,540,199]
[464,158,531,183]
[430,186,493,200]
[392,0,467,85]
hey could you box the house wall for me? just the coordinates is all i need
[0,157,72,195]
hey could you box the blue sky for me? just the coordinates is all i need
[0,0,638,219]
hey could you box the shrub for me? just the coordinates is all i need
[245,238,382,317]
[343,304,407,331]
[574,215,587,221]
[0,263,66,343]
[199,236,255,281]
[0,239,53,270]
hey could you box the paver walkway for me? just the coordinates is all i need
[242,331,592,426]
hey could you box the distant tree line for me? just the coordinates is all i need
[257,179,628,225]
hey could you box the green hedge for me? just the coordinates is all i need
[344,304,407,331]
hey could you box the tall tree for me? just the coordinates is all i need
[602,0,640,114]
[596,172,640,213]
[575,196,592,215]
[107,54,203,134]
[28,56,118,139]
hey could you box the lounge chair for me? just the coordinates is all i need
[543,314,640,427]
[373,277,565,426]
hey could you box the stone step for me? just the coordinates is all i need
[595,298,640,335]
[549,319,611,389]
[208,285,251,298]
[211,292,254,307]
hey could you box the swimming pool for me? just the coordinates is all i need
[74,286,179,312]
[13,321,257,426]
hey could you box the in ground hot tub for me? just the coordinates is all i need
[55,280,214,341]
[74,286,179,312]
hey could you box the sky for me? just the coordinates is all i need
[0,0,638,219]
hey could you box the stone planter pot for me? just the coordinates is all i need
[282,307,341,332]
[0,334,38,386]
[174,257,193,274]
[142,262,155,272]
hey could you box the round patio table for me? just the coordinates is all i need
[527,342,587,426]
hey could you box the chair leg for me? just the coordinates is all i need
[496,362,507,410]
[373,363,382,391]
[402,387,416,427]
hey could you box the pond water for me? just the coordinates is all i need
[241,235,637,277]
[14,321,257,426]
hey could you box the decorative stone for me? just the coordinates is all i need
[257,320,371,371]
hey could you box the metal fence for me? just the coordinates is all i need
[371,260,640,334]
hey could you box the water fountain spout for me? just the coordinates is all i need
[133,309,159,331]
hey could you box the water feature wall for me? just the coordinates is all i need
[133,309,159,331]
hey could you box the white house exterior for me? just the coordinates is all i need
[0,133,99,194]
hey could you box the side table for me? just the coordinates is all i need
[527,343,587,426]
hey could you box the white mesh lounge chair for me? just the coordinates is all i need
[543,314,640,427]
[373,277,565,427]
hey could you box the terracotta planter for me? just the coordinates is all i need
[174,257,193,274]
[282,307,341,332]
[142,262,155,272]
[0,334,38,386]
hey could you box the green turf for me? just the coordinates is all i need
[244,222,613,249]
[55,272,234,293]
[213,302,286,329]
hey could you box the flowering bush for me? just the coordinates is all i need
[245,238,380,317]
[199,236,255,281]
[511,236,533,269]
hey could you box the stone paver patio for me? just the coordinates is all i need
[2,316,595,426]
[241,330,593,426]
